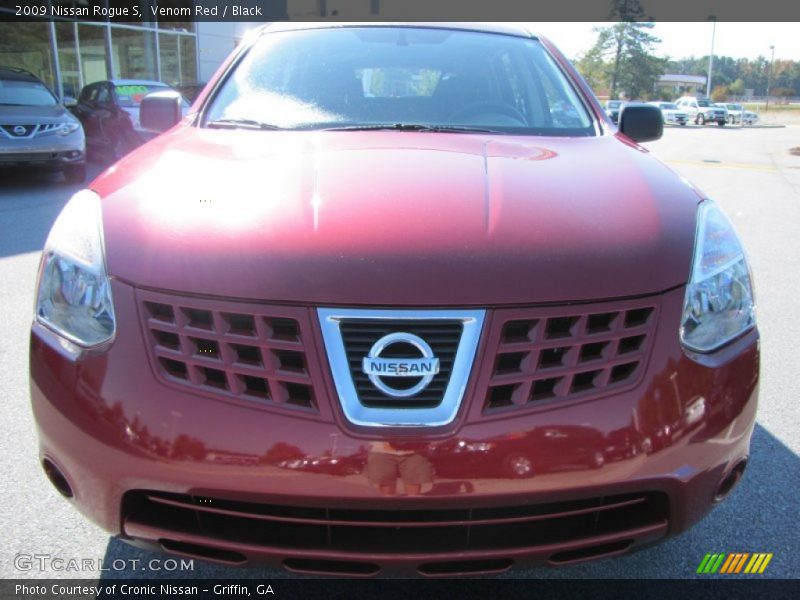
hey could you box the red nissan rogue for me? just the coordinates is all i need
[30,23,758,577]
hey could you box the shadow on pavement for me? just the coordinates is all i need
[0,163,104,259]
[97,423,798,580]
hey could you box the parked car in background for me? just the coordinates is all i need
[648,101,688,126]
[0,66,86,182]
[71,79,188,161]
[605,99,624,123]
[723,103,758,125]
[675,96,727,126]
[175,82,206,104]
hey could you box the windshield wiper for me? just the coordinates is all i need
[205,118,283,131]
[323,123,502,134]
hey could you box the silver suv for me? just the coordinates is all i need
[0,67,86,182]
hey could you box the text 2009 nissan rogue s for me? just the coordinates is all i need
[30,24,758,577]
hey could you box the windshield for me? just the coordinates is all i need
[115,84,170,107]
[661,103,678,109]
[205,27,594,136]
[697,100,712,107]
[727,104,743,110]
[0,79,57,106]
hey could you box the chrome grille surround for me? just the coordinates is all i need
[318,308,485,427]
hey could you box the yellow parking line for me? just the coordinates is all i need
[665,159,776,173]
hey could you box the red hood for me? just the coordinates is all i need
[93,127,700,306]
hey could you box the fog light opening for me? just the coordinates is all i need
[715,458,748,501]
[548,539,632,565]
[42,458,73,498]
[159,539,247,565]
[417,558,514,577]
[282,558,380,577]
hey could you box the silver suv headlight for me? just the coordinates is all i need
[58,122,81,136]
[35,190,115,347]
[680,200,755,352]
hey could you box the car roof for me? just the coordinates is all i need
[260,22,538,40]
[0,66,43,82]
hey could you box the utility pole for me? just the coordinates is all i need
[705,17,716,97]
[766,45,775,112]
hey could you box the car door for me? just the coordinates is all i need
[73,83,102,148]
[93,82,120,150]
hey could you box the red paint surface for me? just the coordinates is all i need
[30,26,757,574]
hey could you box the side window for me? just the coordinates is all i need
[95,84,111,106]
[80,84,95,104]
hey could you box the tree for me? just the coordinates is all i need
[575,45,610,94]
[583,21,666,100]
[728,78,746,96]
[711,85,729,102]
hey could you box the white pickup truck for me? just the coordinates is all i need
[675,96,728,126]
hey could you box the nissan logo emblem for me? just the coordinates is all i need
[13,125,27,136]
[362,332,440,398]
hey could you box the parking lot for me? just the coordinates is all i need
[1,124,798,580]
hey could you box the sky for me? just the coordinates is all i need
[526,23,800,62]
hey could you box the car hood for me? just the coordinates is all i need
[93,128,701,306]
[0,104,77,123]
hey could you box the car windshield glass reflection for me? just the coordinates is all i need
[0,80,57,106]
[205,27,595,136]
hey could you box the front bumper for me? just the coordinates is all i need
[0,130,85,167]
[30,282,759,576]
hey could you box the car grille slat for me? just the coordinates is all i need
[480,299,659,415]
[139,290,325,416]
[144,492,649,529]
[124,490,668,555]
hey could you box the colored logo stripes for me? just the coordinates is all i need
[697,553,773,574]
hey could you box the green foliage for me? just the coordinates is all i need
[711,85,729,102]
[664,57,799,97]
[575,2,799,100]
[577,2,666,100]
[728,78,746,96]
[580,21,666,100]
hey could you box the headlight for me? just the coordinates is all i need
[680,200,755,352]
[35,190,115,347]
[58,122,81,136]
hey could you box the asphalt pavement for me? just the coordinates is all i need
[1,125,798,580]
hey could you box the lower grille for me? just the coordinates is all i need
[122,490,668,556]
[0,152,58,162]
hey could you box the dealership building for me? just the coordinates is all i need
[0,1,284,99]
[0,1,437,100]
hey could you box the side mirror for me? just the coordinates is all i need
[62,96,77,108]
[140,90,183,133]
[619,104,663,143]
